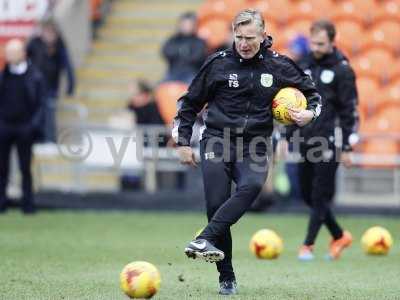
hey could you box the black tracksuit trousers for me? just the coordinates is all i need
[0,125,34,211]
[197,136,270,282]
[299,143,343,246]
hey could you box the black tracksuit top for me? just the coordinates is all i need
[289,49,359,151]
[173,40,322,146]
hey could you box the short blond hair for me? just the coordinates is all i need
[232,9,265,33]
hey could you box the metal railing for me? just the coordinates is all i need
[30,120,400,208]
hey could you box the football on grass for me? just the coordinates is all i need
[361,226,393,255]
[249,229,283,259]
[120,261,161,299]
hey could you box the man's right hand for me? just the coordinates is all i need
[177,146,197,167]
[288,107,314,127]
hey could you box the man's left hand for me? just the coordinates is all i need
[288,108,314,127]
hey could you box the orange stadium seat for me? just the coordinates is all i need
[376,84,400,114]
[360,105,400,135]
[335,20,365,55]
[265,19,279,37]
[358,117,384,141]
[247,0,291,25]
[360,20,400,55]
[361,47,396,79]
[331,0,378,25]
[287,0,333,23]
[198,0,247,23]
[265,20,281,49]
[373,0,400,23]
[377,106,400,133]
[198,17,231,51]
[389,77,400,90]
[281,19,311,49]
[155,82,188,125]
[358,105,400,169]
[361,138,399,168]
[353,48,395,83]
[386,59,400,84]
[356,76,381,116]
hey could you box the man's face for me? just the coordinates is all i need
[5,39,26,65]
[41,26,58,44]
[128,81,151,107]
[310,30,334,60]
[178,18,196,36]
[234,22,265,59]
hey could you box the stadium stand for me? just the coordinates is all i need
[198,0,247,23]
[364,20,400,55]
[198,17,231,51]
[287,0,333,23]
[154,82,189,125]
[330,0,378,25]
[361,138,399,168]
[358,48,396,83]
[36,0,201,191]
[247,0,292,25]
[380,78,400,108]
[373,0,400,23]
[356,76,381,116]
[335,20,364,55]
[2,0,397,202]
[73,0,200,122]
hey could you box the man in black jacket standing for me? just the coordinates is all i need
[27,18,75,142]
[162,12,207,84]
[173,10,321,295]
[283,20,359,261]
[0,39,45,214]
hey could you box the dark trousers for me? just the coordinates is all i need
[198,137,270,281]
[299,144,343,245]
[44,97,57,143]
[0,124,34,210]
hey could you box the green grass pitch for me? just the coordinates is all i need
[0,211,399,299]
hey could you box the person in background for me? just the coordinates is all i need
[124,79,173,190]
[127,79,164,126]
[161,12,207,84]
[0,39,46,214]
[287,34,310,62]
[127,79,169,147]
[27,17,75,142]
[280,20,358,261]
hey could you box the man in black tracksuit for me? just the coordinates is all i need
[173,10,321,295]
[0,39,45,214]
[284,20,359,261]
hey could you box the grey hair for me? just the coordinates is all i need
[232,9,265,33]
